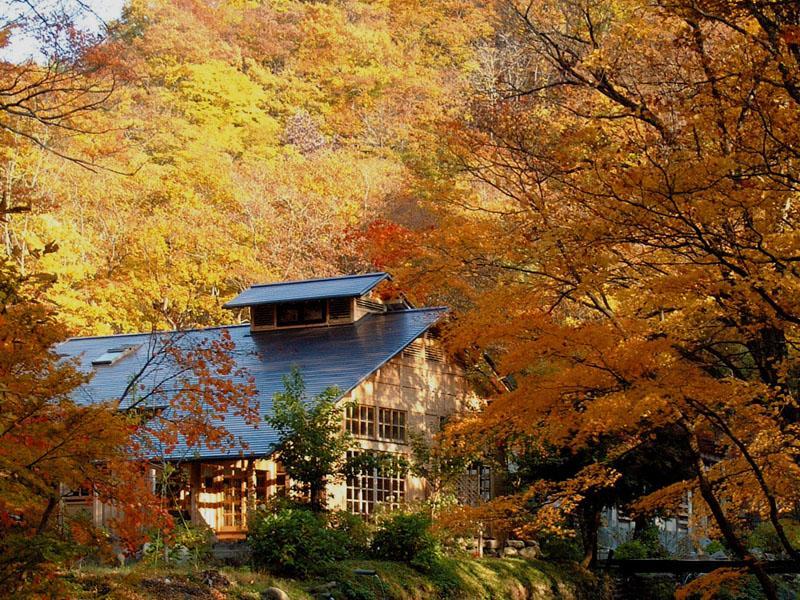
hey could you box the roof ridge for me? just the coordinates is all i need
[62,323,250,343]
[249,272,389,289]
[61,308,447,343]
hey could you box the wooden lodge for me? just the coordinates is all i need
[58,273,487,539]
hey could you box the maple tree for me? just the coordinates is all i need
[0,256,259,594]
[393,0,800,596]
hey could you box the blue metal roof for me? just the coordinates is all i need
[56,308,446,460]
[223,272,391,309]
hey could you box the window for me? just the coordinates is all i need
[275,462,287,497]
[251,304,275,328]
[345,405,375,437]
[329,297,352,321]
[276,300,327,326]
[479,465,492,501]
[63,486,92,501]
[346,451,406,516]
[378,408,406,442]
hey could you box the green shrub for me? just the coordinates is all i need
[174,522,214,563]
[370,512,441,572]
[747,519,800,556]
[329,510,372,557]
[537,533,583,561]
[142,522,213,565]
[614,540,648,560]
[614,525,669,560]
[249,505,348,576]
[703,540,727,556]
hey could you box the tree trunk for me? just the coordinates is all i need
[579,500,602,568]
[684,424,778,600]
[310,482,325,512]
[37,495,58,535]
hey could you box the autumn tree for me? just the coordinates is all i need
[0,263,259,593]
[2,0,493,335]
[396,0,800,596]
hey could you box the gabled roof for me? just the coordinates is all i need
[222,272,391,309]
[56,307,446,460]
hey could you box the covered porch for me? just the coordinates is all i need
[165,458,288,540]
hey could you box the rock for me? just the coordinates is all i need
[503,546,519,557]
[200,569,231,589]
[507,540,525,549]
[262,587,290,600]
[519,546,539,560]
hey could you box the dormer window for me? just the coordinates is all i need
[224,272,394,332]
[277,300,327,326]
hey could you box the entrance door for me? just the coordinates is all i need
[220,471,245,531]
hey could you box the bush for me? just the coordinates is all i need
[537,533,584,561]
[329,510,371,557]
[172,522,214,563]
[614,525,669,560]
[747,519,800,557]
[703,540,727,556]
[613,540,649,560]
[370,512,441,572]
[249,505,348,576]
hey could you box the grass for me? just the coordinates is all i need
[63,557,603,599]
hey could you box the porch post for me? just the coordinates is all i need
[245,459,256,529]
[190,462,201,525]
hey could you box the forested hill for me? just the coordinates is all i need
[1,0,490,336]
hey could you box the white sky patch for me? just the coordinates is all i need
[0,0,126,63]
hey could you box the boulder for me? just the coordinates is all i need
[507,540,525,549]
[503,546,519,557]
[262,587,290,600]
[518,546,539,560]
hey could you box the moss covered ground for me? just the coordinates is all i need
[63,557,606,599]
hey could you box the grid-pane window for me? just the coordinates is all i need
[346,451,406,516]
[345,405,375,437]
[479,465,492,501]
[378,408,406,442]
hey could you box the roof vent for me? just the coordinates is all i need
[92,345,140,366]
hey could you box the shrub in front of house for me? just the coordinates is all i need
[328,509,372,557]
[248,505,349,576]
[747,519,800,557]
[613,525,669,560]
[370,512,441,572]
[536,532,584,562]
[612,539,649,560]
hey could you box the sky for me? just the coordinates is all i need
[0,0,126,62]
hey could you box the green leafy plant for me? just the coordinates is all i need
[614,525,669,560]
[537,533,584,562]
[613,540,649,560]
[248,505,348,576]
[370,512,441,572]
[747,519,800,557]
[328,510,372,557]
[265,368,350,511]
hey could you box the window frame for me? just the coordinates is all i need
[276,299,328,327]
[345,404,376,438]
[346,450,406,516]
[377,407,407,442]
